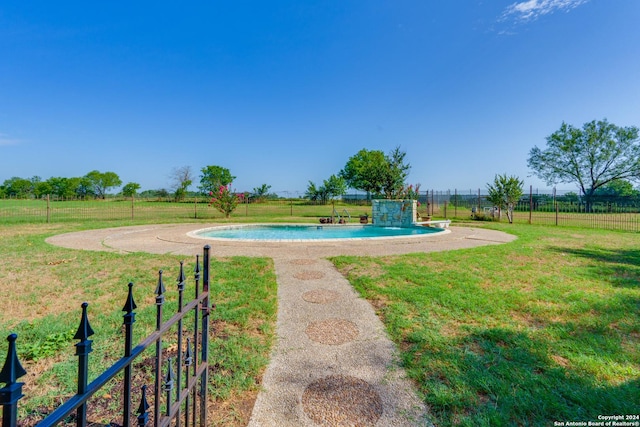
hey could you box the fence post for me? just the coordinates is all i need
[454,189,458,218]
[200,245,211,427]
[131,195,135,220]
[430,190,434,216]
[122,283,137,427]
[529,185,533,224]
[0,334,27,427]
[192,255,201,427]
[175,262,186,427]
[554,187,558,226]
[74,303,95,427]
[46,194,51,223]
[154,271,166,426]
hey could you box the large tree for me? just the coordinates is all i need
[340,149,388,197]
[84,170,122,199]
[199,165,235,195]
[340,146,411,199]
[528,119,640,211]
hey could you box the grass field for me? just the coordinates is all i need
[332,223,640,426]
[0,198,372,224]
[0,221,277,426]
[1,215,639,426]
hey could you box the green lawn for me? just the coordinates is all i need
[0,221,277,426]
[2,218,638,426]
[332,224,639,426]
[0,198,371,224]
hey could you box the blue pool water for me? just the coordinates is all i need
[193,224,444,241]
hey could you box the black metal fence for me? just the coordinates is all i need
[414,188,640,232]
[2,188,639,232]
[0,246,212,427]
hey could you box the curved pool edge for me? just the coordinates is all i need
[186,223,450,243]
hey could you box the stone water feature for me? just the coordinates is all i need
[371,199,417,227]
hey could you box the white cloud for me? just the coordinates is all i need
[500,0,589,23]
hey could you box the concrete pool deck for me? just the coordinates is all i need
[46,224,516,426]
[46,223,515,258]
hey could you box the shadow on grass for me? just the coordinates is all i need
[408,325,638,426]
[549,246,640,288]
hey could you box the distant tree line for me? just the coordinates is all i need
[0,171,131,199]
[7,117,637,213]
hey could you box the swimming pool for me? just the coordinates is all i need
[190,224,446,242]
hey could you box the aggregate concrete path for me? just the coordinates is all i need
[46,224,516,426]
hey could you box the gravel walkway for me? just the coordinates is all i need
[247,257,430,426]
[46,224,516,426]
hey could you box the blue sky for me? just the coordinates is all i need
[1,1,639,196]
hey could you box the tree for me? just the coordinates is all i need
[73,176,95,199]
[170,166,193,202]
[33,180,52,198]
[122,182,141,197]
[251,184,272,203]
[382,146,411,199]
[2,177,32,198]
[199,165,235,195]
[323,174,347,202]
[139,188,169,199]
[593,179,639,197]
[84,170,122,199]
[305,181,322,203]
[305,175,346,205]
[209,184,243,218]
[486,174,524,223]
[559,191,580,204]
[340,149,388,198]
[47,177,78,198]
[528,119,640,211]
[340,146,411,199]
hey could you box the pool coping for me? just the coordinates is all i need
[186,223,450,243]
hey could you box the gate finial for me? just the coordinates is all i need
[0,333,26,385]
[136,385,150,426]
[74,302,95,342]
[123,282,138,314]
